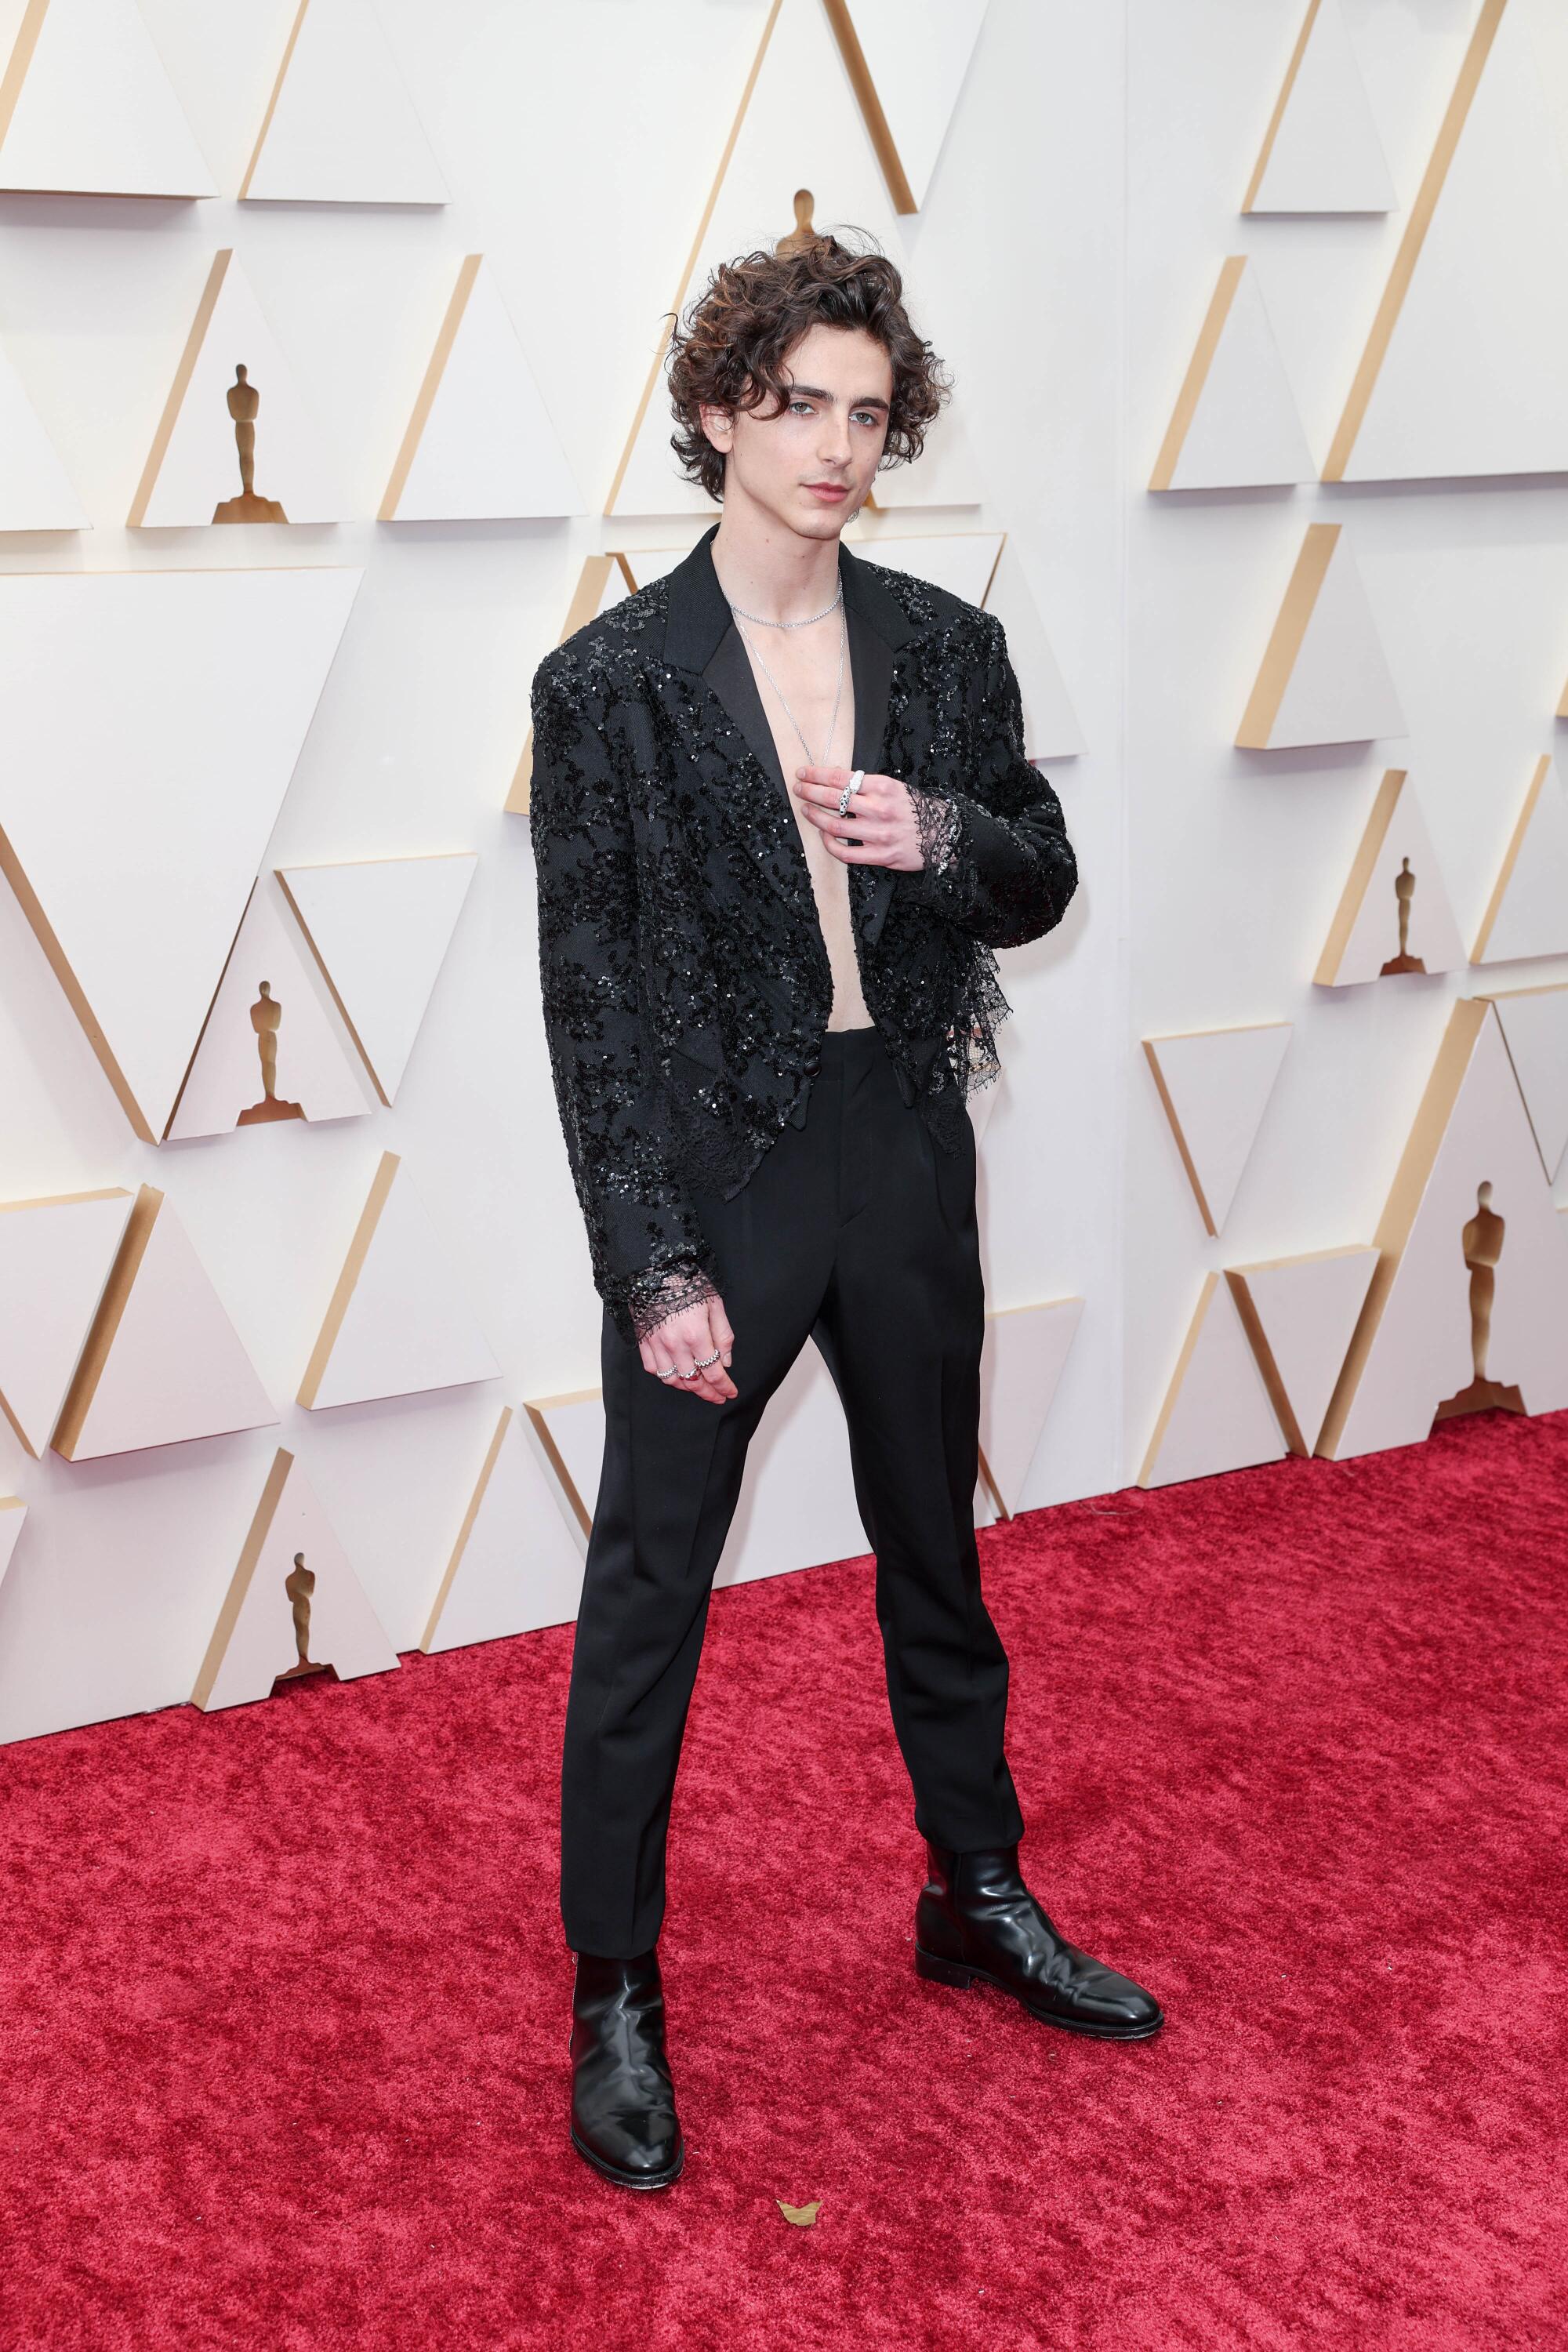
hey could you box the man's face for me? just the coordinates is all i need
[700,322,894,539]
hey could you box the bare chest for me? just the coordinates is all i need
[735,625,855,782]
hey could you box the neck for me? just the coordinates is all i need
[710,495,844,625]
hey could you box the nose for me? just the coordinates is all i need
[815,410,852,470]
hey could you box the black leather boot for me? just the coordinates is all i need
[915,1842,1163,2040]
[568,1947,684,2188]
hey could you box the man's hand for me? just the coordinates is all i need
[639,1294,737,1405]
[790,766,927,870]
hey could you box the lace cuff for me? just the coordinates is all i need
[909,782,962,877]
[625,1258,723,1345]
[895,782,978,922]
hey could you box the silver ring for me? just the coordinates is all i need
[677,1363,701,1380]
[691,1347,721,1369]
[656,1366,680,1381]
[836,768,864,817]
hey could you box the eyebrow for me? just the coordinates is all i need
[785,383,891,412]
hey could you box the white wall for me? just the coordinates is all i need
[1123,0,1568,1464]
[0,0,1127,1743]
[6,0,1564,1746]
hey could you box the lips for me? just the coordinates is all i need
[804,483,848,503]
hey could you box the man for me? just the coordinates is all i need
[530,230,1161,2194]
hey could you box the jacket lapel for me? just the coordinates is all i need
[664,524,915,938]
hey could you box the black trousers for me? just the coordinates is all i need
[559,1022,1026,1957]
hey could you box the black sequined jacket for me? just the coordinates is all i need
[528,523,1079,1345]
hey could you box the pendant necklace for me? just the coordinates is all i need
[731,599,848,771]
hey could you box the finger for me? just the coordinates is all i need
[708,1301,735,1370]
[795,764,851,789]
[691,1312,736,1399]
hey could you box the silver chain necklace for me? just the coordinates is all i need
[726,581,844,630]
[731,601,848,768]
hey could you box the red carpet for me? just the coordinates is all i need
[2,1406,1564,2350]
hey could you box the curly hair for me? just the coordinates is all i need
[666,219,951,503]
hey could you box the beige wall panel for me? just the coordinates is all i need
[1225,1244,1378,1456]
[1236,523,1406,752]
[1325,0,1568,481]
[0,332,87,528]
[0,565,361,1142]
[297,1150,502,1411]
[523,1386,605,1556]
[843,527,1002,606]
[1243,0,1395,216]
[53,1187,278,1461]
[982,538,1085,760]
[420,1405,586,1653]
[275,851,477,1106]
[821,0,989,214]
[191,1446,399,1711]
[1318,998,1568,1459]
[379,254,583,523]
[0,0,215,196]
[865,394,986,510]
[1149,256,1315,491]
[1470,753,1568,964]
[978,1297,1083,1518]
[1315,769,1465,988]
[240,0,447,205]
[0,1494,26,1592]
[0,1188,132,1455]
[167,876,373,1141]
[1143,1022,1294,1236]
[129,249,350,526]
[1482,982,1568,1181]
[1138,1271,1287,1489]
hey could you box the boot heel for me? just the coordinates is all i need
[915,1946,976,1990]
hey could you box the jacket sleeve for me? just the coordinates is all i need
[529,652,723,1348]
[891,609,1078,951]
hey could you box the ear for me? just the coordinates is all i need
[697,401,735,452]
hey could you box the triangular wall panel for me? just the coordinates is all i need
[0,333,88,528]
[421,1406,586,1653]
[167,877,372,1140]
[607,0,922,516]
[1225,1244,1378,1454]
[1149,256,1316,491]
[0,564,362,1142]
[0,0,216,197]
[1142,1022,1293,1236]
[0,1188,133,1456]
[1243,0,1396,216]
[297,1151,501,1410]
[191,1447,399,1711]
[1481,982,1568,1181]
[1138,1272,1288,1488]
[1315,768,1465,987]
[977,1297,1083,1517]
[1319,996,1568,1457]
[821,0,988,212]
[275,851,477,1106]
[52,1186,278,1460]
[380,255,582,521]
[1326,0,1568,481]
[523,1387,607,1555]
[1236,523,1406,750]
[0,1494,26,1592]
[129,249,350,526]
[239,0,448,205]
[983,539,1085,760]
[1470,754,1568,965]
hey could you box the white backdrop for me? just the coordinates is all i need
[1,0,1563,1746]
